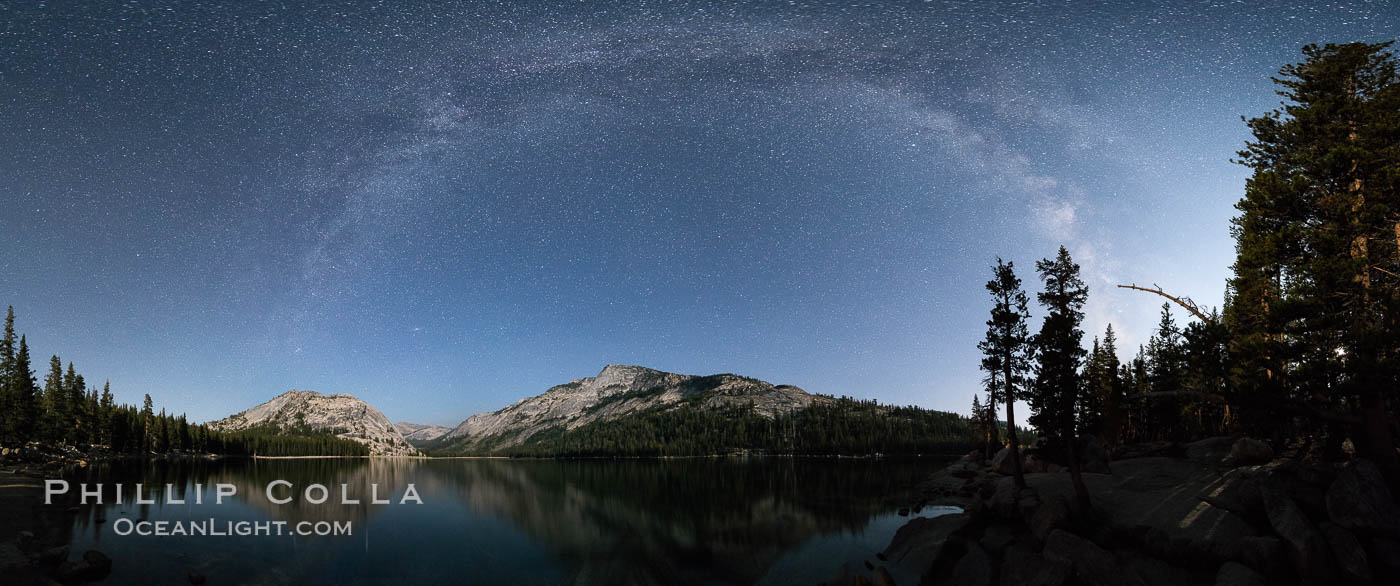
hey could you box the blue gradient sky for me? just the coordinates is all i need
[0,1,1393,425]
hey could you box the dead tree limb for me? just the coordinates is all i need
[1117,283,1215,324]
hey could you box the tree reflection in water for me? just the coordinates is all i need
[59,457,948,585]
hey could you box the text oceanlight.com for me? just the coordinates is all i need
[112,519,353,537]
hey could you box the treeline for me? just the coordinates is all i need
[973,42,1400,502]
[0,307,366,457]
[437,397,974,457]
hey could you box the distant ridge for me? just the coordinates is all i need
[435,364,835,453]
[394,422,452,445]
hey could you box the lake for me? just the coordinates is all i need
[55,457,956,585]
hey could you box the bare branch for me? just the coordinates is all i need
[1117,283,1215,324]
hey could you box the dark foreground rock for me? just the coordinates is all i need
[1326,459,1400,538]
[882,513,973,582]
[1042,529,1145,586]
[866,438,1397,586]
[1216,561,1266,586]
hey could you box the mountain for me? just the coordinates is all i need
[210,390,419,456]
[394,422,452,444]
[435,364,837,454]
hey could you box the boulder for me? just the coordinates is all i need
[1123,553,1197,586]
[1237,536,1284,577]
[948,460,982,479]
[81,550,111,576]
[34,544,67,567]
[1197,469,1264,526]
[978,522,1017,554]
[882,513,972,579]
[991,447,1019,476]
[0,541,27,573]
[1022,454,1048,474]
[56,549,112,582]
[1016,489,1044,522]
[1215,561,1265,586]
[1115,440,1174,460]
[1042,529,1146,586]
[988,477,1025,520]
[1029,495,1071,542]
[1225,438,1274,466]
[1185,436,1236,464]
[1081,436,1110,474]
[1260,460,1333,519]
[1260,485,1336,584]
[15,531,35,552]
[1367,536,1400,575]
[1318,522,1371,584]
[999,544,1070,586]
[939,542,992,586]
[1325,459,1400,537]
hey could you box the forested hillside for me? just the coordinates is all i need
[0,307,367,458]
[430,395,973,457]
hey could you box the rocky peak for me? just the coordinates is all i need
[593,364,650,387]
[211,389,418,457]
[440,365,831,452]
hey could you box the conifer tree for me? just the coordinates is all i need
[971,394,987,457]
[1096,325,1125,446]
[978,258,1033,488]
[140,394,154,452]
[42,356,64,443]
[1146,304,1185,440]
[62,364,84,443]
[11,336,37,443]
[0,306,15,444]
[1030,246,1092,512]
[1232,42,1400,486]
[99,382,115,446]
[1080,336,1106,437]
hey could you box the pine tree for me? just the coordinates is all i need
[154,409,169,453]
[1233,42,1400,486]
[1080,336,1106,437]
[140,394,154,452]
[978,257,1033,488]
[62,364,84,444]
[1097,325,1125,446]
[98,382,115,446]
[42,356,64,443]
[1030,246,1092,512]
[0,306,15,445]
[1146,304,1185,440]
[971,394,986,456]
[11,336,37,443]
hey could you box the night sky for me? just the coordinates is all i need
[0,1,1393,426]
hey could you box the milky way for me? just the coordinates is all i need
[0,1,1393,424]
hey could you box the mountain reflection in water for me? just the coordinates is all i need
[58,457,953,585]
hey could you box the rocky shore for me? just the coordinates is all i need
[834,436,1400,586]
[0,467,113,585]
[0,443,184,585]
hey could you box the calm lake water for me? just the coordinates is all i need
[57,458,956,585]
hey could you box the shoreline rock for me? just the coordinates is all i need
[864,437,1397,586]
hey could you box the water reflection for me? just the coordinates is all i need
[59,457,947,585]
